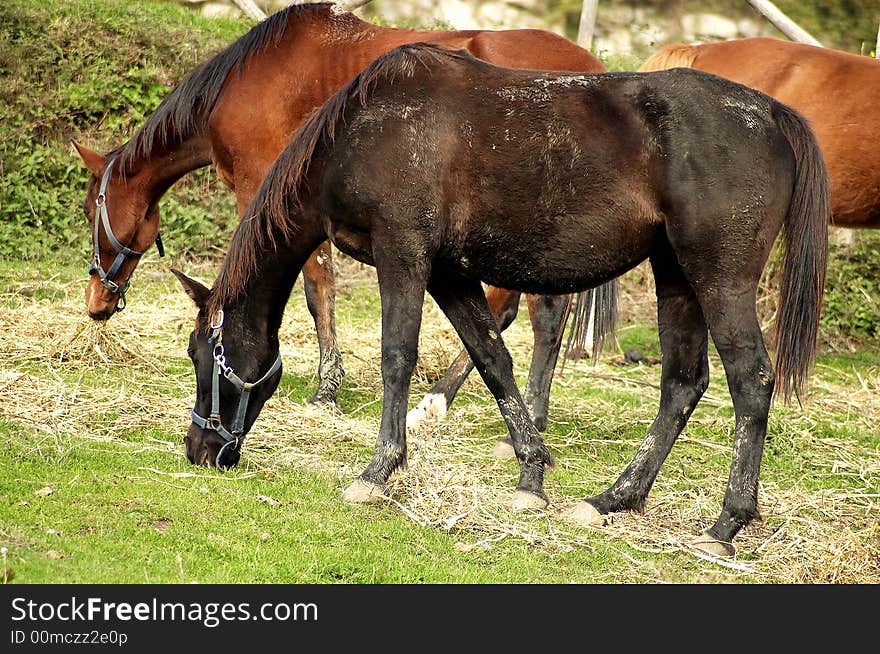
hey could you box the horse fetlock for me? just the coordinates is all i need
[363,441,407,485]
[516,459,547,499]
[588,489,646,516]
[312,349,345,405]
[517,438,554,469]
[405,392,447,429]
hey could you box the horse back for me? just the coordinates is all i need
[316,50,798,293]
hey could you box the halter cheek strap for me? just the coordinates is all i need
[88,156,165,311]
[190,312,282,468]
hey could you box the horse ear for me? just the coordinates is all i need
[171,268,211,310]
[71,140,107,177]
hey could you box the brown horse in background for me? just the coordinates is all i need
[74,1,607,417]
[641,37,880,227]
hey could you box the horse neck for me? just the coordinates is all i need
[122,132,213,201]
[221,209,325,344]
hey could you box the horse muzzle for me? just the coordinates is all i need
[85,277,121,320]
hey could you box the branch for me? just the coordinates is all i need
[342,0,376,10]
[576,0,599,50]
[745,0,822,47]
[230,0,266,21]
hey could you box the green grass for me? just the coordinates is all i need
[2,424,663,584]
[2,0,879,585]
[2,259,878,584]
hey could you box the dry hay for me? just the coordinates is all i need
[1,256,878,583]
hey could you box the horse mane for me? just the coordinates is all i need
[638,43,698,72]
[116,3,347,172]
[209,43,472,314]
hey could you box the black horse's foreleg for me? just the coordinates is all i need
[522,293,571,432]
[428,275,553,509]
[302,241,345,406]
[342,257,427,503]
[407,286,521,428]
[568,258,709,526]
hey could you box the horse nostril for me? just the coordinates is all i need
[88,309,113,321]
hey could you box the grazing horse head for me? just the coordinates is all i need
[74,141,164,320]
[173,269,284,469]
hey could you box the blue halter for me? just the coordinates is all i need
[189,310,282,468]
[88,156,165,311]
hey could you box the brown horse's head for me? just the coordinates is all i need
[73,141,161,320]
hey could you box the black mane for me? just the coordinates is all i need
[115,3,341,171]
[208,43,472,314]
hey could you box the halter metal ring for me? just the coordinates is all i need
[215,438,239,470]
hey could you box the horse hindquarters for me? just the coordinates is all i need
[649,96,826,553]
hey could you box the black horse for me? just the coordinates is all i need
[174,44,828,557]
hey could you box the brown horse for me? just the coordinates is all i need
[175,44,828,556]
[640,37,880,227]
[74,2,607,414]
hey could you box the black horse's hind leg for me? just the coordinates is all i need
[302,242,345,406]
[523,293,571,432]
[342,254,427,503]
[407,287,521,428]
[568,249,709,526]
[428,274,554,509]
[695,294,775,556]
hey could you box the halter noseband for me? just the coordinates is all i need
[189,309,282,469]
[88,156,165,312]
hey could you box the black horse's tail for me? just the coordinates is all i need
[773,103,830,403]
[564,279,619,362]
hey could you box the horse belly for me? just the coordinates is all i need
[454,211,659,295]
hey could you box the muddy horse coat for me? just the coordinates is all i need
[641,37,880,227]
[74,2,608,424]
[175,45,828,557]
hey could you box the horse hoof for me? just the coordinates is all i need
[309,395,340,411]
[490,439,515,459]
[689,532,736,558]
[508,489,548,512]
[406,393,447,429]
[562,501,607,527]
[341,479,384,504]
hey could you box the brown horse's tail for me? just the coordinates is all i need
[638,44,698,72]
[564,279,619,363]
[772,103,830,403]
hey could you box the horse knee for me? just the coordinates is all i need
[382,345,418,382]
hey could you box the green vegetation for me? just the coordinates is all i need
[0,0,245,261]
[1,1,878,584]
[2,259,878,584]
[537,0,879,55]
[822,235,880,341]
